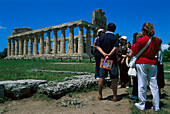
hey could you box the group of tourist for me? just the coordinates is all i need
[93,22,165,111]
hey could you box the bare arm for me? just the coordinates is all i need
[108,48,117,56]
[96,46,106,55]
[122,50,136,58]
[93,42,97,48]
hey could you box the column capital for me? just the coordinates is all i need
[84,25,91,30]
[53,28,59,32]
[61,27,67,30]
[78,24,84,27]
[68,25,77,29]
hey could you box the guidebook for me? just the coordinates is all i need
[100,59,113,70]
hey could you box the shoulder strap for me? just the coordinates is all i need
[135,37,153,58]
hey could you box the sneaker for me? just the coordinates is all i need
[96,77,100,80]
[95,76,100,79]
[135,103,145,111]
[118,85,121,88]
[130,95,138,100]
[126,86,129,89]
[151,106,160,111]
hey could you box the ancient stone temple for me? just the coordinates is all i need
[6,9,107,59]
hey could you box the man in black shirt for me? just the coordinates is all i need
[96,23,120,101]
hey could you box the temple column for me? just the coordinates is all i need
[86,27,91,54]
[23,36,28,55]
[57,40,60,53]
[19,38,23,55]
[92,28,97,42]
[67,40,69,53]
[11,39,15,56]
[39,32,44,55]
[7,39,11,56]
[74,38,77,53]
[28,35,33,55]
[34,34,38,55]
[78,25,84,54]
[68,26,75,54]
[44,42,46,54]
[60,27,67,53]
[53,29,58,54]
[15,39,19,55]
[46,31,51,54]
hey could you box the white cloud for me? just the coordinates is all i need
[0,26,7,29]
[161,44,169,51]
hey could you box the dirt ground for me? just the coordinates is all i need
[0,80,170,114]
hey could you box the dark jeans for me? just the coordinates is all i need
[119,62,131,87]
[132,77,138,97]
[95,57,101,78]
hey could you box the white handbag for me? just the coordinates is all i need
[128,67,137,77]
[128,37,153,77]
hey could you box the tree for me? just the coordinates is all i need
[168,42,170,50]
[163,49,170,62]
[0,48,7,59]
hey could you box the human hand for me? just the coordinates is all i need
[122,55,127,58]
[105,56,109,60]
[121,58,124,64]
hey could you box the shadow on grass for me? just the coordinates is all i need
[145,101,166,110]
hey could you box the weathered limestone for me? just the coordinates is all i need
[39,32,44,55]
[46,31,51,54]
[23,36,27,55]
[78,25,84,54]
[86,27,91,54]
[19,38,23,55]
[74,38,77,53]
[0,79,47,99]
[7,39,11,56]
[34,34,38,55]
[60,27,66,53]
[6,9,107,59]
[92,29,97,42]
[38,75,98,98]
[28,35,33,55]
[11,39,15,56]
[53,29,58,54]
[68,26,75,54]
[15,39,19,55]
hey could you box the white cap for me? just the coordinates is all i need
[120,36,127,40]
[97,29,104,35]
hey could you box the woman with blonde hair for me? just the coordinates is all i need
[126,22,160,111]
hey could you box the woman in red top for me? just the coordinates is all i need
[127,22,160,111]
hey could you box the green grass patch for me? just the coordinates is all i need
[126,87,170,114]
[164,62,170,71]
[0,59,95,81]
[164,74,170,82]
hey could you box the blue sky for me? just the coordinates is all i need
[0,0,169,52]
